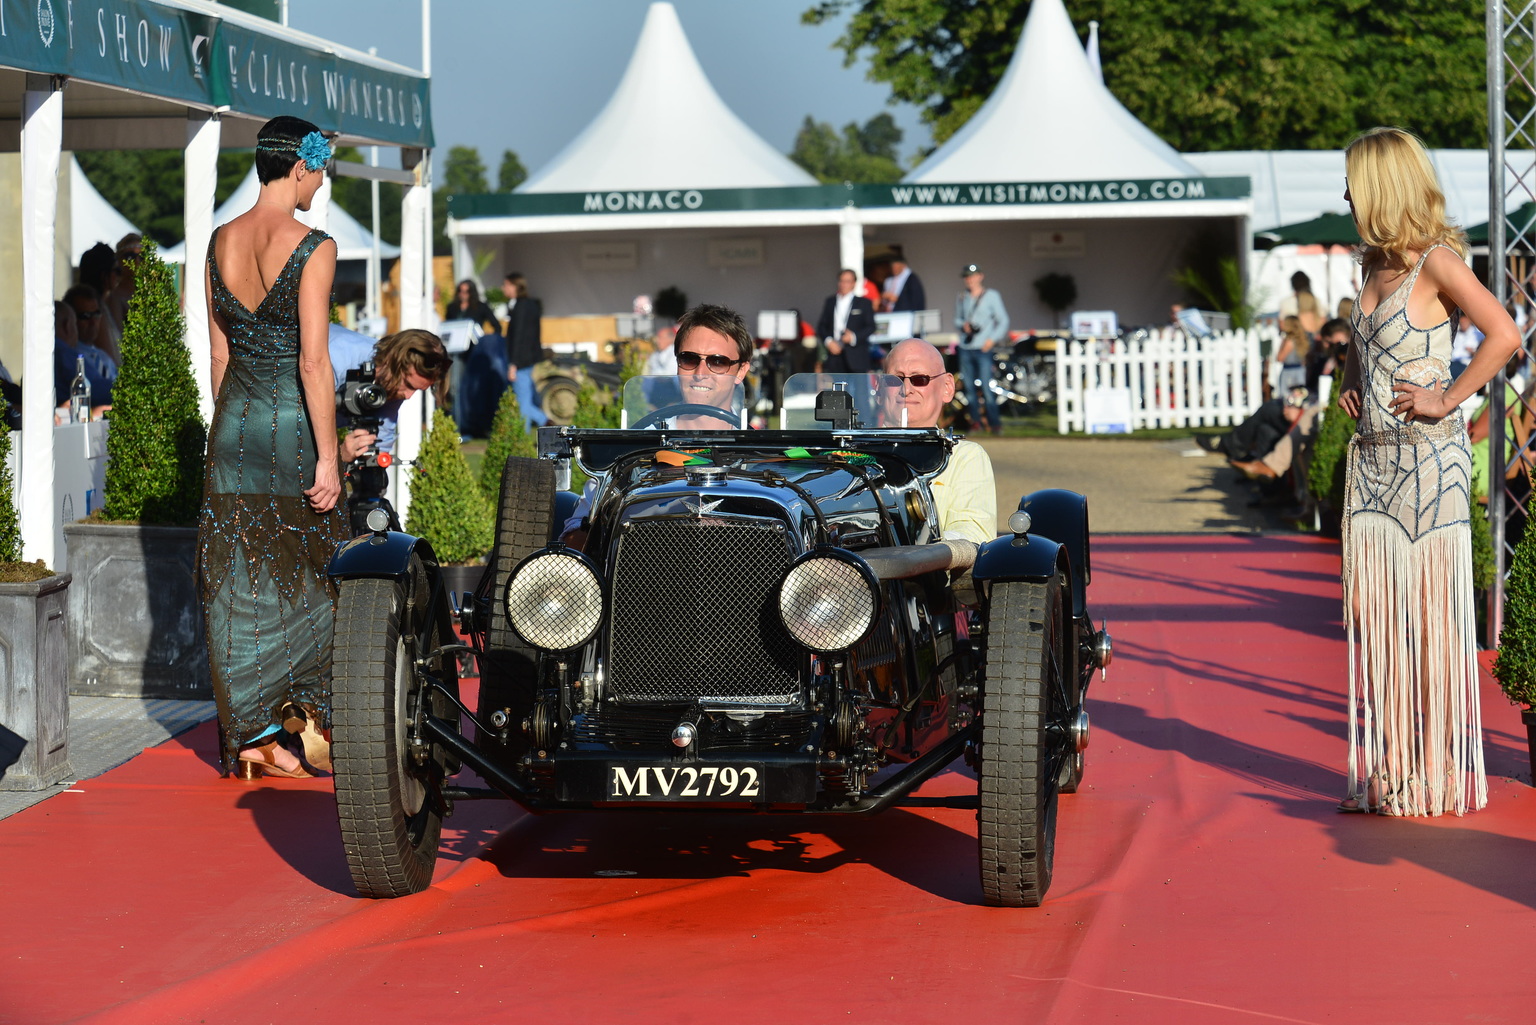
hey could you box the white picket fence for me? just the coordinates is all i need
[1055,327,1275,434]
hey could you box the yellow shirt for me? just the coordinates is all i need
[932,439,997,545]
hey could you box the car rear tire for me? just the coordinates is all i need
[333,558,450,898]
[978,573,1068,907]
[479,456,556,755]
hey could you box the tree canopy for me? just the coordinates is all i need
[803,0,1488,152]
[790,112,906,182]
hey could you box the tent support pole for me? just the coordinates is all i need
[20,74,63,568]
[184,109,221,424]
[393,147,432,527]
[839,211,865,288]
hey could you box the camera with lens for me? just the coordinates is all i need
[336,359,397,534]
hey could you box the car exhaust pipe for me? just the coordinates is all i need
[858,539,978,580]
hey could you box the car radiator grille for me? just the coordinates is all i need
[608,518,802,704]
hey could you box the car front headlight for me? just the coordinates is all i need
[777,547,879,652]
[504,550,603,650]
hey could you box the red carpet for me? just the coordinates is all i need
[3,535,1533,1024]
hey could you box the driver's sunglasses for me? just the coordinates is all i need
[677,351,744,374]
[881,373,937,389]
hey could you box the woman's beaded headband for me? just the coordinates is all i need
[257,130,332,172]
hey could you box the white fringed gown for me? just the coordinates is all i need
[1342,244,1487,816]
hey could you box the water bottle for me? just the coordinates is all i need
[69,356,91,423]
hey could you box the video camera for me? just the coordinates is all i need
[336,359,398,534]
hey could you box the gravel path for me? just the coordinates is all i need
[974,434,1294,534]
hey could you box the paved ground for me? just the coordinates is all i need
[976,433,1291,533]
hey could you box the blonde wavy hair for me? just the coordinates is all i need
[1345,127,1467,268]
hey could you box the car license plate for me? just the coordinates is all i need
[607,764,764,800]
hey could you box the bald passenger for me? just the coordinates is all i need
[878,338,997,545]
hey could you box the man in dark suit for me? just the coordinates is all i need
[882,247,926,315]
[816,268,877,372]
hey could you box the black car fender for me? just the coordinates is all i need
[327,529,438,581]
[977,488,1090,618]
[972,532,1070,596]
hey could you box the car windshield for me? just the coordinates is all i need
[781,373,926,429]
[620,376,747,430]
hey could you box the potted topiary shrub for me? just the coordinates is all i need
[478,388,538,509]
[62,239,210,699]
[1492,525,1536,784]
[0,395,74,790]
[406,408,494,595]
[1032,272,1077,328]
[1306,375,1355,536]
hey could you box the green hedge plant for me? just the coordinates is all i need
[1308,375,1356,514]
[101,239,206,526]
[1493,525,1536,707]
[0,395,49,582]
[406,408,493,564]
[478,387,537,506]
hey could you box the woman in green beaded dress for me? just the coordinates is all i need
[198,116,348,779]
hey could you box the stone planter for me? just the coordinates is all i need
[0,573,73,791]
[62,522,209,699]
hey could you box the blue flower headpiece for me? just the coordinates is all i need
[258,130,332,172]
[295,131,332,171]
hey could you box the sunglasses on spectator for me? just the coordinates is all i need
[677,351,744,373]
[881,373,937,388]
[76,309,102,320]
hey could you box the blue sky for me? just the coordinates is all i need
[286,0,931,174]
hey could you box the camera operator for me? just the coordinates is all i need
[330,325,450,532]
[331,325,449,459]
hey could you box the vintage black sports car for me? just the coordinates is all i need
[325,375,1109,907]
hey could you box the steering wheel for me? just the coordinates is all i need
[631,403,740,430]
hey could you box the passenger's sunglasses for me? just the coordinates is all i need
[76,309,103,320]
[677,351,744,374]
[881,373,937,389]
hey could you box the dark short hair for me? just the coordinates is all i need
[504,273,527,299]
[255,115,323,184]
[839,268,858,279]
[674,304,753,362]
[63,284,101,308]
[78,243,116,292]
[1320,317,1350,338]
[1290,271,1312,292]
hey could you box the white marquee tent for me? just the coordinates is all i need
[450,0,1249,330]
[520,2,814,193]
[69,157,140,268]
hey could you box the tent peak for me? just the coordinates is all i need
[906,0,1197,183]
[517,1,815,193]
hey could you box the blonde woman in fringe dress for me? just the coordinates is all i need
[1336,127,1520,816]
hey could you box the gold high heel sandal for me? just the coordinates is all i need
[236,740,313,780]
[281,703,331,774]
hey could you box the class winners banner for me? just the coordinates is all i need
[0,0,432,148]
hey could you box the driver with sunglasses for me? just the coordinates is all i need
[561,304,753,547]
[878,338,997,545]
[330,325,451,458]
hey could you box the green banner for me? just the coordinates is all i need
[0,0,432,148]
[450,176,1251,220]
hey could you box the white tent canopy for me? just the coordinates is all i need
[906,0,1199,183]
[160,165,401,264]
[69,157,140,268]
[518,2,815,193]
[1184,150,1532,233]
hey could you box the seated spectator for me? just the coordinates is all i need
[1306,318,1351,400]
[64,284,119,373]
[53,300,115,409]
[78,242,124,365]
[1197,388,1307,471]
